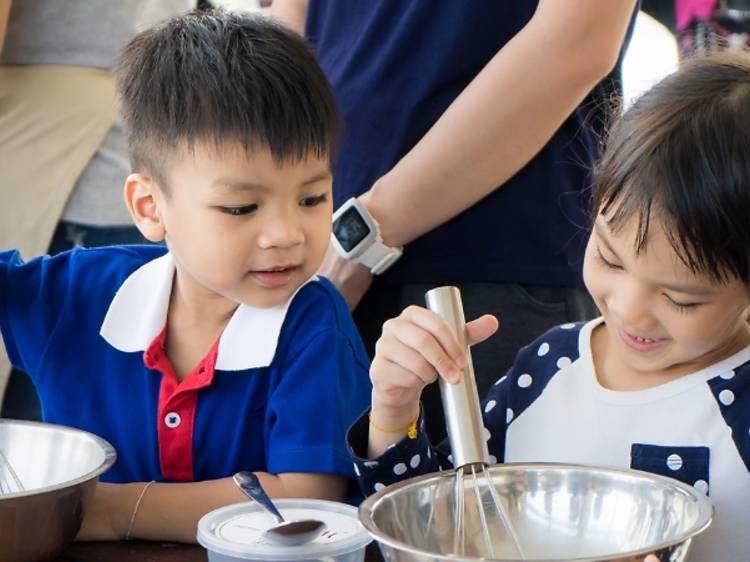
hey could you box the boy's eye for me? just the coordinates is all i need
[221,204,257,216]
[595,247,623,271]
[300,194,328,208]
[664,294,703,313]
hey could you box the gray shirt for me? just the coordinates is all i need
[2,0,194,68]
[2,0,193,226]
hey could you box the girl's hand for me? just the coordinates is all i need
[369,305,498,429]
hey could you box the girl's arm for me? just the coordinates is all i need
[78,472,346,543]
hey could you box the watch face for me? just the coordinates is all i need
[333,207,371,252]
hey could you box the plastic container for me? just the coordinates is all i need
[197,498,372,562]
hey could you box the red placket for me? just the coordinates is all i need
[143,327,219,481]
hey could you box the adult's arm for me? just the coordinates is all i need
[269,0,307,35]
[362,0,638,247]
[0,0,12,56]
[272,0,637,309]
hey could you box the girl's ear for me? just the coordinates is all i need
[123,173,167,242]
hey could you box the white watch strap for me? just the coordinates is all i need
[357,239,403,275]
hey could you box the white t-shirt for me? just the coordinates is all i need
[499,318,750,562]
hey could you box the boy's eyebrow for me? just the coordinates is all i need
[594,220,714,296]
[211,170,332,192]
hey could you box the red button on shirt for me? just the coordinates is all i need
[144,326,219,481]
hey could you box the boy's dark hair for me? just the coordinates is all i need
[593,52,750,284]
[116,10,340,187]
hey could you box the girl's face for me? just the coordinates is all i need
[583,210,750,388]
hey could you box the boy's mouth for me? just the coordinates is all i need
[249,265,299,288]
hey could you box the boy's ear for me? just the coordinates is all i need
[123,173,166,242]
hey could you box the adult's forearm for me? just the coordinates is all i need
[0,0,12,56]
[269,0,307,35]
[364,0,637,247]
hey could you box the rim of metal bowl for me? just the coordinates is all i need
[358,461,714,562]
[0,418,117,500]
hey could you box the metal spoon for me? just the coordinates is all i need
[232,471,326,546]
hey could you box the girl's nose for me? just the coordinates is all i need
[607,281,655,330]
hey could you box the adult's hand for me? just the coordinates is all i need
[317,242,372,310]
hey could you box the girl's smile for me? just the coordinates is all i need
[617,327,670,353]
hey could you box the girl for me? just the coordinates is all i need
[347,53,750,562]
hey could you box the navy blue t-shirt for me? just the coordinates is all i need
[307,1,633,287]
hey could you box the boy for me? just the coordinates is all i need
[0,10,370,542]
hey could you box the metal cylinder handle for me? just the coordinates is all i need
[424,286,489,469]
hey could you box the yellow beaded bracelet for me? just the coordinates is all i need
[368,408,419,439]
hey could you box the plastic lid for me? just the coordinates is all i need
[197,498,372,561]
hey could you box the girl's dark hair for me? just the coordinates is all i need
[593,52,750,284]
[115,10,340,187]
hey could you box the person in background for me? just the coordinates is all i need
[350,53,750,562]
[0,0,193,420]
[676,0,750,56]
[271,1,638,443]
[0,10,371,542]
[641,0,677,31]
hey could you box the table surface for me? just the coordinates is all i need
[58,540,384,562]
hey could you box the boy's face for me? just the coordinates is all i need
[583,210,750,386]
[154,143,333,309]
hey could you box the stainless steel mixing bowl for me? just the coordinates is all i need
[0,419,116,562]
[359,463,713,562]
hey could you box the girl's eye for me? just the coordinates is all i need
[664,294,702,313]
[595,247,623,271]
[300,194,328,208]
[221,204,257,216]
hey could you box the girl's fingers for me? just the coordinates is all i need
[386,308,464,382]
[375,332,439,387]
[401,306,466,361]
[370,355,432,409]
[465,314,499,346]
[377,307,499,385]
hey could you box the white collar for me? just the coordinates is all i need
[100,252,312,370]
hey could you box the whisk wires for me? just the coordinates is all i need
[0,447,24,495]
[482,465,527,559]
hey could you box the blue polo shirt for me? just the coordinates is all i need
[0,246,371,483]
[307,1,633,287]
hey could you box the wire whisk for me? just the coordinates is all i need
[0,447,24,495]
[426,286,526,560]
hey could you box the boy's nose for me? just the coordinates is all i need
[257,217,305,249]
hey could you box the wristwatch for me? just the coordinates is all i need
[331,197,403,275]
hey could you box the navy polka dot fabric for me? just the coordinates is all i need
[708,366,750,472]
[347,322,584,496]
